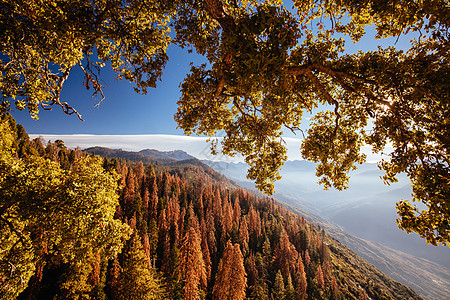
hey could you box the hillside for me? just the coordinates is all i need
[81,146,421,299]
[1,116,422,299]
[286,205,450,300]
[139,149,195,161]
[204,160,450,299]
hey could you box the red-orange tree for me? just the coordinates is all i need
[212,241,247,300]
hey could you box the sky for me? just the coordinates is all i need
[12,44,203,135]
[11,2,414,161]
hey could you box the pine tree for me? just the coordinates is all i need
[149,180,159,219]
[248,205,261,237]
[108,257,121,297]
[316,265,325,291]
[304,250,311,272]
[246,252,259,287]
[233,196,241,226]
[296,256,307,300]
[212,241,247,300]
[115,235,166,300]
[284,274,296,300]
[180,226,206,300]
[200,218,212,283]
[273,230,298,279]
[134,161,145,190]
[222,198,233,240]
[147,218,159,266]
[238,215,249,255]
[273,270,285,300]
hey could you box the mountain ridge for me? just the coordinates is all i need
[82,146,447,299]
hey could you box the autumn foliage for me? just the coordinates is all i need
[0,115,421,299]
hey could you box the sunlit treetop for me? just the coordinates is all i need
[0,0,449,245]
[174,0,449,246]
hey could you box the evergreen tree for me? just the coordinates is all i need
[284,274,296,300]
[212,241,247,300]
[315,265,325,291]
[179,226,206,300]
[273,270,285,300]
[115,234,166,300]
[296,256,307,300]
[238,216,249,255]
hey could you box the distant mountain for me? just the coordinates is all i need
[286,204,450,300]
[204,159,450,300]
[82,147,449,299]
[85,146,161,163]
[85,147,195,163]
[80,146,422,299]
[139,149,194,160]
[84,146,239,189]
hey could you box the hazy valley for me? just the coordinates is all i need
[204,159,450,299]
[83,145,450,299]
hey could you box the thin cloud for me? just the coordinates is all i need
[29,134,389,163]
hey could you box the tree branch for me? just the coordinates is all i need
[0,215,27,248]
[204,0,237,31]
[286,64,394,109]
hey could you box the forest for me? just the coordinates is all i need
[0,0,448,298]
[0,114,422,299]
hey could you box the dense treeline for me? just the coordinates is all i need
[1,115,420,299]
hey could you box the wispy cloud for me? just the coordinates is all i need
[29,134,244,162]
[30,134,388,163]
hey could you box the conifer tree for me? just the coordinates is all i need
[273,270,285,300]
[179,226,206,300]
[200,218,212,283]
[134,161,145,190]
[284,274,296,300]
[315,265,325,291]
[143,188,150,212]
[115,234,166,300]
[149,180,159,219]
[147,219,159,266]
[107,256,122,298]
[222,198,233,240]
[273,230,298,279]
[168,245,182,300]
[248,205,262,237]
[212,241,247,300]
[296,256,308,300]
[213,189,223,227]
[304,250,311,272]
[238,216,249,255]
[246,252,259,287]
[233,197,242,226]
[248,279,269,300]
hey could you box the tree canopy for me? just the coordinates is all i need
[1,0,448,246]
[0,114,131,298]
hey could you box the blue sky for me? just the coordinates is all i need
[12,44,205,135]
[11,4,415,141]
